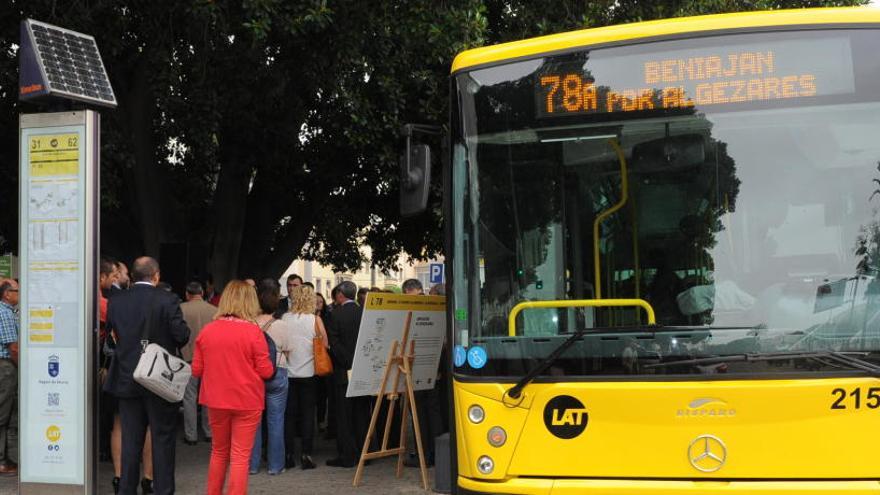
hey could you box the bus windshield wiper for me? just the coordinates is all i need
[643,350,880,375]
[506,327,594,400]
[504,298,658,400]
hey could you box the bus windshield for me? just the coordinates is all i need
[451,29,880,379]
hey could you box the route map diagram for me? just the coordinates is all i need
[359,317,388,374]
[28,179,78,220]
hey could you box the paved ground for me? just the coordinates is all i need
[0,435,436,494]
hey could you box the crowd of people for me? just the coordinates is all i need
[90,256,446,495]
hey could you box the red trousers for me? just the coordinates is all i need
[206,408,262,495]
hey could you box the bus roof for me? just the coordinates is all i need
[451,7,880,73]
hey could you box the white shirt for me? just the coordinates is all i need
[282,313,316,378]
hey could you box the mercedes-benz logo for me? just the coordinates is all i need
[687,434,727,472]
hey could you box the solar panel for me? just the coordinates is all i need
[19,19,117,108]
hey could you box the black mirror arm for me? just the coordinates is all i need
[401,124,442,137]
[401,124,442,182]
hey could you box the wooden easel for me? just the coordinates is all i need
[353,311,429,490]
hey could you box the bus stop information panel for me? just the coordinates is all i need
[19,111,98,494]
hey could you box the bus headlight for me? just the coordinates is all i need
[477,455,494,474]
[468,405,485,424]
[487,426,506,447]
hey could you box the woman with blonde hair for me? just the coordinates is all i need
[282,284,328,469]
[192,280,275,494]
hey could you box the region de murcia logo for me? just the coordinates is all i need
[47,355,59,378]
[677,397,736,417]
[543,395,588,439]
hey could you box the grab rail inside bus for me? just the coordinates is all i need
[507,298,656,336]
[593,138,629,299]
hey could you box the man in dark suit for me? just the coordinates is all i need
[273,273,303,318]
[110,260,130,294]
[325,280,369,467]
[104,257,190,495]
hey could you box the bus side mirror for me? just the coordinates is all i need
[400,143,431,217]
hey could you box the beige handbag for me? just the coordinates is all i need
[132,292,190,402]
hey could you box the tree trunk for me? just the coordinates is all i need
[236,166,335,279]
[257,218,314,279]
[236,168,277,279]
[207,131,251,290]
[123,59,164,257]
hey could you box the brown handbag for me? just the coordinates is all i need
[313,317,333,377]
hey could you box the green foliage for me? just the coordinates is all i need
[0,0,868,279]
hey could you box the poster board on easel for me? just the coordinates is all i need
[348,293,446,489]
[352,312,428,489]
[346,293,446,398]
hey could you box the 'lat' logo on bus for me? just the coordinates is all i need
[551,408,589,426]
[543,395,589,439]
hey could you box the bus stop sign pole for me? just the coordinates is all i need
[17,18,116,494]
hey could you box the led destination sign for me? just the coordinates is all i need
[536,36,854,116]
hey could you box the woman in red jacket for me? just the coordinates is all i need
[192,280,274,495]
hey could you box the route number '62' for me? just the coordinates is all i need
[830,387,880,410]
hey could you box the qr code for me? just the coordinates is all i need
[48,393,59,407]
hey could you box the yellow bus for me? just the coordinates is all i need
[445,7,880,494]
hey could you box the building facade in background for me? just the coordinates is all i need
[280,247,443,297]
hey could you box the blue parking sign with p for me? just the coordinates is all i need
[429,262,444,284]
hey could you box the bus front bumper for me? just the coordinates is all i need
[458,476,880,494]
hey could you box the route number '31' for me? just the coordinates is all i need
[830,387,880,410]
